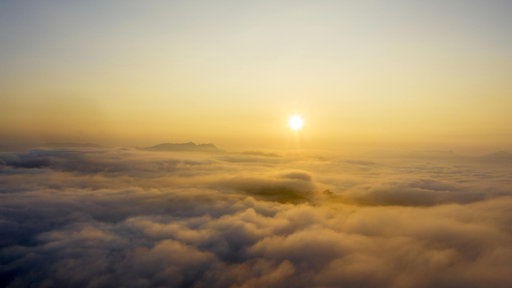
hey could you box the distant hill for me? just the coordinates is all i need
[478,151,512,163]
[406,150,460,159]
[369,149,463,160]
[40,142,104,148]
[144,142,219,152]
[0,142,104,152]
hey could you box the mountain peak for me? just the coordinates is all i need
[145,142,219,152]
[479,151,512,162]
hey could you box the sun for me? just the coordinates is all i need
[288,115,304,131]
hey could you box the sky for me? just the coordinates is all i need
[1,0,511,151]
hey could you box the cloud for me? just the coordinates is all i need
[1,147,512,287]
[339,177,489,206]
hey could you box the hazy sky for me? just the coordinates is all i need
[1,0,511,151]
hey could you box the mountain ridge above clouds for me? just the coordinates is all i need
[40,142,105,148]
[478,150,512,163]
[0,142,105,152]
[144,142,220,152]
[361,149,512,162]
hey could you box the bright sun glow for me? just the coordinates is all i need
[288,115,304,131]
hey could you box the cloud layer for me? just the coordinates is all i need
[1,147,512,287]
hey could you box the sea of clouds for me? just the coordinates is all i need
[1,146,511,287]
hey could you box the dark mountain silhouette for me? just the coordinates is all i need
[41,142,104,148]
[144,142,219,152]
[368,149,464,160]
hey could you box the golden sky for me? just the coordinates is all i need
[1,1,511,151]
